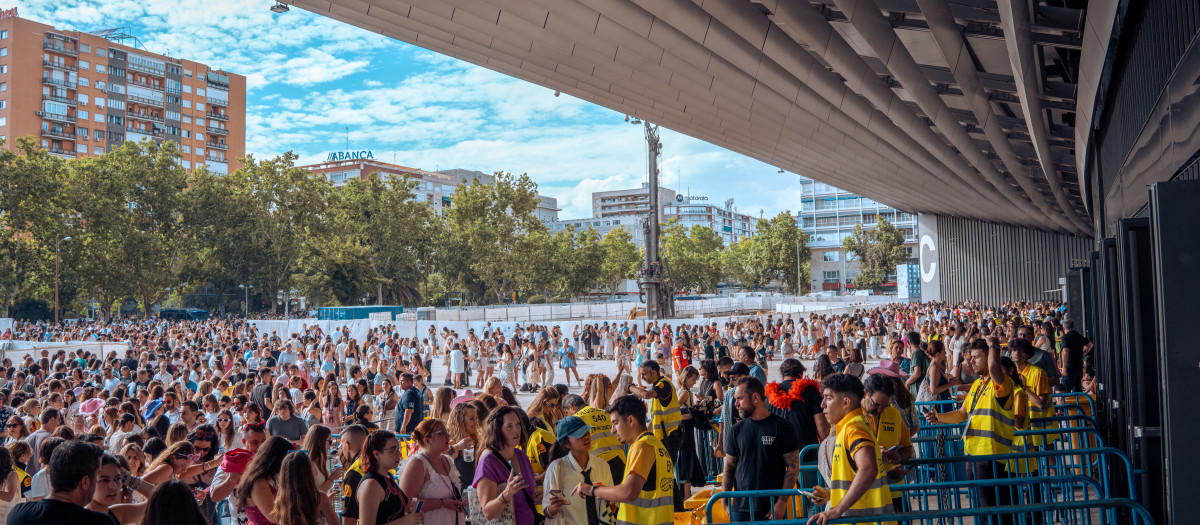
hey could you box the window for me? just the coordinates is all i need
[96,97,105,108]
[182,99,190,108]
[97,81,106,90]
[95,113,103,123]
[94,146,104,155]
[182,130,190,138]
[183,85,191,93]
[167,110,180,121]
[181,115,191,124]
[0,82,5,91]
[80,43,90,53]
[78,77,89,87]
[181,145,190,154]
[0,65,7,74]
[0,117,5,126]
[79,60,89,70]
[78,94,88,105]
[0,48,7,57]
[182,160,191,169]
[197,88,205,97]
[77,109,88,119]
[107,131,123,141]
[110,99,124,110]
[0,100,5,109]
[107,115,123,125]
[94,130,103,141]
[77,143,87,153]
[96,65,106,74]
[823,271,840,282]
[76,127,88,138]
[196,102,204,111]
[96,47,105,56]
[0,30,7,39]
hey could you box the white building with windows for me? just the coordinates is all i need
[663,194,756,245]
[795,176,918,293]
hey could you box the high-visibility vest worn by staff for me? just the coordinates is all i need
[868,404,911,499]
[962,375,1017,456]
[576,405,627,463]
[830,409,896,524]
[616,431,674,525]
[1007,385,1039,474]
[1017,361,1056,447]
[649,377,682,441]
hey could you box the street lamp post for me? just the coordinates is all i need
[54,236,71,324]
[795,239,802,297]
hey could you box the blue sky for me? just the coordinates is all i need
[18,0,812,220]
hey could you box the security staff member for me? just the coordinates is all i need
[629,361,682,458]
[566,393,628,480]
[809,374,896,525]
[926,337,1017,521]
[862,373,914,512]
[573,395,673,525]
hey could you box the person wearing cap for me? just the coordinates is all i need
[862,373,914,512]
[715,362,749,457]
[542,415,615,525]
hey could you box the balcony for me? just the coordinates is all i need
[127,112,165,124]
[36,110,77,123]
[206,126,229,136]
[48,147,76,158]
[41,128,76,141]
[42,93,77,107]
[127,78,163,91]
[127,94,164,108]
[205,154,227,163]
[206,111,229,121]
[126,127,165,139]
[127,62,164,77]
[206,97,228,107]
[42,76,77,90]
[43,42,78,56]
[821,282,843,291]
[206,141,228,150]
[42,59,77,72]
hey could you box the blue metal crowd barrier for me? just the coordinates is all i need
[704,489,1153,525]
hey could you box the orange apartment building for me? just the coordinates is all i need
[0,14,246,173]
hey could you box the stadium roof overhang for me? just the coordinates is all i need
[292,0,1115,237]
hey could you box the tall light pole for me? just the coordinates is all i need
[54,236,71,324]
[634,119,674,319]
[239,284,252,339]
[795,238,802,297]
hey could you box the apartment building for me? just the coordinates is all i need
[301,160,561,221]
[663,194,756,245]
[0,15,246,172]
[592,183,677,222]
[795,176,918,292]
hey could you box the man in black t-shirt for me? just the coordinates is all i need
[250,369,274,420]
[9,441,115,525]
[337,425,370,525]
[395,373,424,434]
[1060,319,1087,391]
[721,376,800,522]
[767,359,828,448]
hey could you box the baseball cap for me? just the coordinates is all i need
[728,362,750,376]
[555,416,592,442]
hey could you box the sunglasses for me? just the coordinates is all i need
[217,418,231,423]
[5,423,18,429]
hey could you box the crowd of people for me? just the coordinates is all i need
[0,299,1094,525]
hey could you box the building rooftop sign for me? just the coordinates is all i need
[327,150,374,161]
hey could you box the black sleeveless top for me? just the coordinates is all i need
[361,471,408,524]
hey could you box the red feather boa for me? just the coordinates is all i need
[765,378,820,410]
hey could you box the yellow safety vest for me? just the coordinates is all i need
[576,405,627,463]
[526,426,557,476]
[14,465,29,495]
[1007,386,1039,474]
[1018,362,1056,447]
[962,377,1017,456]
[616,432,673,525]
[869,405,908,499]
[649,377,682,441]
[831,411,896,524]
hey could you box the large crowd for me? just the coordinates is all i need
[0,299,1094,525]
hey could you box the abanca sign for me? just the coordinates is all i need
[327,151,375,161]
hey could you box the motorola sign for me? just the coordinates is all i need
[327,150,375,161]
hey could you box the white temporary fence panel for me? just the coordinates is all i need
[0,340,130,361]
[0,318,11,334]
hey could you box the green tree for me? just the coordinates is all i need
[0,138,68,315]
[661,219,725,293]
[562,226,604,300]
[442,172,544,304]
[751,211,810,293]
[67,140,193,316]
[599,226,641,298]
[721,236,772,290]
[843,215,908,290]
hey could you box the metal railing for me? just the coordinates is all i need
[127,94,164,108]
[206,141,228,150]
[205,155,228,163]
[126,112,165,124]
[206,126,229,136]
[206,111,229,121]
[127,78,164,91]
[36,110,77,123]
[42,59,77,72]
[47,147,76,157]
[127,61,165,77]
[206,97,228,107]
[42,76,77,90]
[42,93,77,106]
[41,128,76,141]
[126,127,165,139]
[43,42,78,56]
